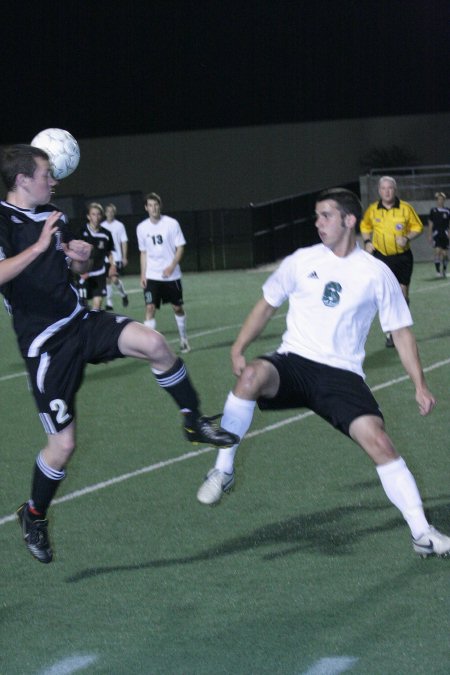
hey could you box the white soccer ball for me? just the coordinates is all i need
[31,128,80,180]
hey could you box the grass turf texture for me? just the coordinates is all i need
[0,263,449,674]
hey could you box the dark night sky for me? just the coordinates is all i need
[0,0,449,144]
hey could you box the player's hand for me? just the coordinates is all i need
[364,241,375,254]
[415,387,436,416]
[231,352,247,377]
[395,235,409,248]
[35,211,61,253]
[62,239,92,262]
[140,277,147,289]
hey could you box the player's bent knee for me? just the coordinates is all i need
[352,419,398,463]
[236,361,272,398]
[119,321,172,362]
[46,427,76,466]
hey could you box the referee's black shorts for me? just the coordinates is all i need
[373,248,413,286]
[257,352,383,437]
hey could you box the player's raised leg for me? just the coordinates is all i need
[118,322,239,447]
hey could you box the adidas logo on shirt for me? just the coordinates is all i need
[308,271,319,279]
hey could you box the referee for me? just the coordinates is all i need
[360,176,423,347]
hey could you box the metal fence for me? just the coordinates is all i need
[55,181,362,273]
[359,165,450,207]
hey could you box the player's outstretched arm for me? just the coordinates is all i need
[231,297,277,376]
[391,327,436,416]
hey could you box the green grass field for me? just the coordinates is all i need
[0,262,449,674]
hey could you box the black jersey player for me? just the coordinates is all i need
[78,201,115,310]
[0,144,239,564]
[427,192,449,278]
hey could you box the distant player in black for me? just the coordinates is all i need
[0,144,239,564]
[78,202,115,310]
[428,192,449,278]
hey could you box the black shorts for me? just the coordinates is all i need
[373,249,413,286]
[86,274,107,299]
[25,311,134,434]
[257,352,383,437]
[432,234,449,250]
[144,279,184,308]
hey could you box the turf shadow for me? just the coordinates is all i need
[66,502,402,583]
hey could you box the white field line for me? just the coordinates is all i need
[1,357,448,527]
[37,654,98,675]
[302,656,359,675]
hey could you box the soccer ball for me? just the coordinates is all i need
[31,128,80,180]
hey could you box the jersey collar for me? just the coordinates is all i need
[377,196,400,210]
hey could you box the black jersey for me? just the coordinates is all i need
[428,207,450,235]
[0,201,84,357]
[80,224,114,275]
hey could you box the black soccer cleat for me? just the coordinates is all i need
[183,414,240,447]
[385,333,395,348]
[17,503,53,564]
[122,294,129,307]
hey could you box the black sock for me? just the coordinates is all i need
[30,453,66,517]
[154,358,200,418]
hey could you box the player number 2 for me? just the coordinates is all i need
[50,398,71,424]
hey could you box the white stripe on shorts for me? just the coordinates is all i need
[37,352,51,393]
[39,412,57,435]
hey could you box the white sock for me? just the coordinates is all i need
[175,314,187,340]
[376,457,429,539]
[214,392,256,474]
[144,319,156,330]
[106,285,113,303]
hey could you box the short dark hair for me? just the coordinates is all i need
[317,188,362,225]
[0,144,50,191]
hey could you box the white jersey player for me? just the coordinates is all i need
[196,187,450,559]
[137,192,190,353]
[102,203,129,309]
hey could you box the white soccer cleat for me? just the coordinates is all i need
[412,526,450,558]
[197,468,235,505]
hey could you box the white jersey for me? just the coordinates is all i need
[101,218,128,263]
[136,214,186,281]
[262,243,412,378]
